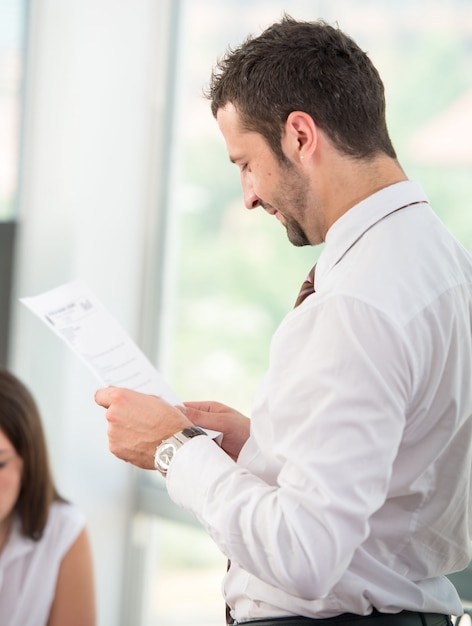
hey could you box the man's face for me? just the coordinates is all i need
[217,103,314,247]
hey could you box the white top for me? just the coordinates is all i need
[168,180,472,622]
[0,501,85,626]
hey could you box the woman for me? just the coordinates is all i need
[0,369,96,626]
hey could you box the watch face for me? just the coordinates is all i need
[155,427,207,475]
[156,442,177,472]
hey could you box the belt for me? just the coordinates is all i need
[234,610,452,626]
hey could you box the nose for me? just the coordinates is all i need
[242,173,261,210]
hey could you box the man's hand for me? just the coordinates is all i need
[94,387,192,469]
[183,400,250,461]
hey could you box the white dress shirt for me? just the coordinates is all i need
[0,501,85,626]
[168,180,472,622]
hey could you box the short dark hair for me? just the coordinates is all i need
[206,15,396,161]
[0,369,64,540]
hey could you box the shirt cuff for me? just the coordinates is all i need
[166,433,235,513]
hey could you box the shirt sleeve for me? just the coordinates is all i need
[167,294,414,601]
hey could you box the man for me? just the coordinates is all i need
[95,16,472,626]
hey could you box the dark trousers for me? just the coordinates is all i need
[234,610,453,626]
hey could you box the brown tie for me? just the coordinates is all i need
[294,265,316,307]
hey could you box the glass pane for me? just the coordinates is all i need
[146,517,227,626]
[0,0,27,220]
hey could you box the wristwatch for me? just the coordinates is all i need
[154,426,207,476]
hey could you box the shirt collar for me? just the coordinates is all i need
[315,180,429,289]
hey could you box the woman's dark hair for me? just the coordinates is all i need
[0,369,64,540]
[206,15,396,162]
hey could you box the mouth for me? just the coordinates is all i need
[262,203,283,218]
[263,204,285,224]
[262,203,277,216]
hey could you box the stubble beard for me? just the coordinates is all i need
[284,216,311,247]
[277,163,312,247]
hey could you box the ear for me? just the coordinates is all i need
[281,111,317,163]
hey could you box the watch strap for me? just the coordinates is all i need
[154,426,207,475]
[172,426,207,445]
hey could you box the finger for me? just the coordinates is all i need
[184,400,229,413]
[181,405,205,421]
[184,408,223,431]
[94,387,113,408]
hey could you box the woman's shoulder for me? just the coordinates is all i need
[49,500,85,524]
[44,500,86,550]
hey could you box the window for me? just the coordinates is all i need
[0,0,27,220]
[0,0,28,365]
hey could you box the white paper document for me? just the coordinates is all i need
[20,279,181,406]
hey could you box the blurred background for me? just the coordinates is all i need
[1,0,471,624]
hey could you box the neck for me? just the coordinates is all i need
[324,153,407,232]
[307,130,408,242]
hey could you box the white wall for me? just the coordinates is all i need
[9,1,174,624]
